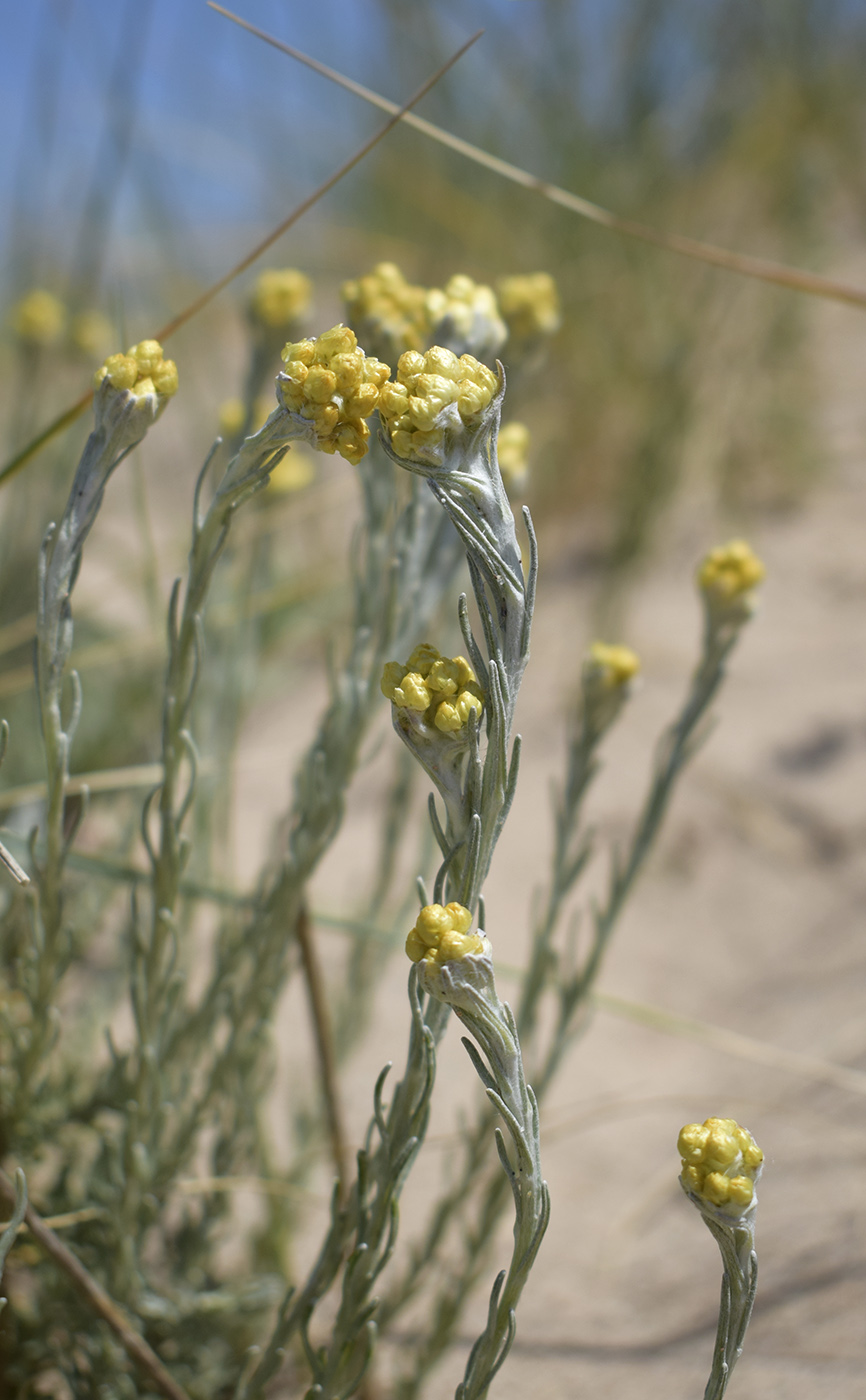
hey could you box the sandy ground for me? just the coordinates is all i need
[225,297,866,1399]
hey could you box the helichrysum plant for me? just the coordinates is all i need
[679,1118,764,1400]
[0,252,768,1400]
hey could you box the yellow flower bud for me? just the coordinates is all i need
[94,341,178,404]
[585,642,640,691]
[496,272,561,345]
[379,346,498,463]
[383,645,483,734]
[249,268,312,329]
[405,903,481,967]
[9,289,66,347]
[276,325,389,464]
[698,540,765,604]
[406,643,441,675]
[70,309,113,357]
[497,422,530,489]
[678,1117,763,1219]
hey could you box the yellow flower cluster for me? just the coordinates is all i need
[406,902,484,966]
[8,289,66,347]
[698,540,765,602]
[381,643,484,734]
[218,395,272,440]
[278,325,390,466]
[94,340,179,400]
[678,1117,763,1217]
[378,348,498,462]
[249,268,312,329]
[342,262,429,359]
[70,309,113,357]
[496,273,561,343]
[585,642,640,690]
[497,422,530,489]
[425,273,506,354]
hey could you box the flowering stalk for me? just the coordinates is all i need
[114,329,391,1283]
[379,544,765,1388]
[679,1118,763,1400]
[379,349,537,910]
[4,343,177,1146]
[237,970,446,1400]
[412,919,549,1400]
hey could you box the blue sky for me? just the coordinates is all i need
[1,1,614,289]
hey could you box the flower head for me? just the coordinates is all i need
[8,289,66,348]
[277,325,390,466]
[94,340,179,401]
[342,262,429,363]
[497,422,530,491]
[91,340,178,447]
[267,447,315,495]
[425,274,506,363]
[70,309,114,358]
[698,540,765,624]
[382,643,484,735]
[496,273,561,351]
[585,642,640,691]
[379,347,498,467]
[405,902,488,967]
[679,1117,763,1219]
[249,268,312,331]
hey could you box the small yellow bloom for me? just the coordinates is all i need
[342,261,429,361]
[698,540,765,603]
[585,642,640,690]
[70,309,114,357]
[94,340,178,401]
[278,325,389,466]
[379,348,498,464]
[678,1117,763,1218]
[267,447,315,494]
[382,644,484,734]
[425,274,506,360]
[249,268,312,330]
[496,272,561,345]
[406,902,483,967]
[8,289,66,347]
[218,398,246,439]
[497,422,530,489]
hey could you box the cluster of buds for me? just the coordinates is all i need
[8,289,66,348]
[584,642,640,691]
[94,340,179,401]
[342,261,429,363]
[678,1117,763,1218]
[580,641,640,737]
[496,421,530,491]
[92,340,179,450]
[425,273,506,364]
[378,347,498,466]
[698,539,765,626]
[70,309,113,358]
[381,643,484,735]
[277,325,390,466]
[496,272,561,351]
[248,268,312,331]
[405,901,488,968]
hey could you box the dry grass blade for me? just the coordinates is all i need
[0,28,482,489]
[595,991,866,1097]
[211,3,866,314]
